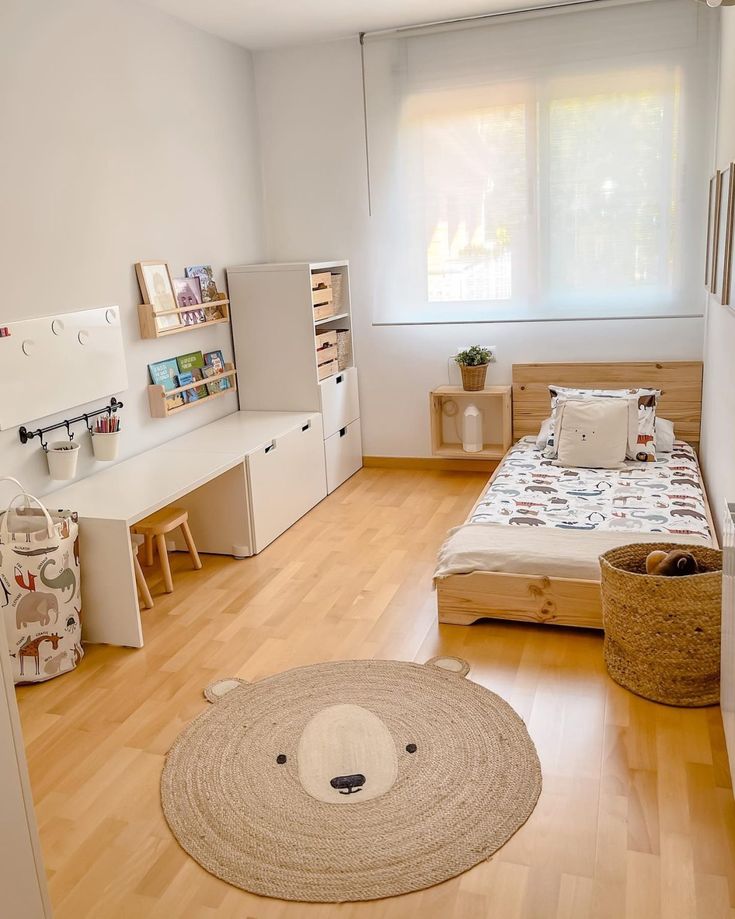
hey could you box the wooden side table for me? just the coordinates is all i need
[429,385,512,460]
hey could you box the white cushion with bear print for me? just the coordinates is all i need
[554,397,629,469]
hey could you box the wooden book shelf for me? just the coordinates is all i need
[429,385,512,460]
[138,299,231,339]
[148,363,237,418]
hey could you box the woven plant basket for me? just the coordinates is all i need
[459,363,489,391]
[599,543,722,707]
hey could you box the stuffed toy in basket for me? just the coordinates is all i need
[0,477,83,684]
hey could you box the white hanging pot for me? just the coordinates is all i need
[91,431,120,461]
[46,440,80,480]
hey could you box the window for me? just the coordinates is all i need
[363,0,717,323]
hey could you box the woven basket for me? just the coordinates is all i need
[599,543,722,707]
[459,363,488,392]
[336,329,351,371]
[331,273,344,313]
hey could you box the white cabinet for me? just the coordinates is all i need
[320,368,360,439]
[247,416,326,552]
[325,419,363,493]
[228,260,363,496]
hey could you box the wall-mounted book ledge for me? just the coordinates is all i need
[148,364,237,418]
[138,299,231,339]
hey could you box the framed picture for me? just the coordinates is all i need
[705,174,717,289]
[135,262,181,330]
[709,172,722,295]
[715,166,735,307]
[722,163,735,309]
[173,277,205,325]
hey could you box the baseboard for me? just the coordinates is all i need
[363,456,498,473]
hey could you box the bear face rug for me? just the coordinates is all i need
[161,656,542,902]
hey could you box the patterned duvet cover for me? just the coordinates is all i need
[470,438,711,541]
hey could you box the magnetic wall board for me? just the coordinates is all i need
[0,307,128,430]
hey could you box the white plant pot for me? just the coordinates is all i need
[47,441,80,480]
[92,431,120,461]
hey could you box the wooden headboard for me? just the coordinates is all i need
[512,361,704,445]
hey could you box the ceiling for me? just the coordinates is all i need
[142,0,564,51]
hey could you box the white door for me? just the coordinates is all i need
[0,627,52,919]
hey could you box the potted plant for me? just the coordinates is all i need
[455,346,492,391]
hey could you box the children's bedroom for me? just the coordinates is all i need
[2,0,735,916]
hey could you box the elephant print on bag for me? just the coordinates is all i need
[2,497,83,684]
[15,591,59,629]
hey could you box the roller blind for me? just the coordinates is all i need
[362,0,718,323]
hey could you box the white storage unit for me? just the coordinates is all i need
[227,260,362,494]
[162,411,328,556]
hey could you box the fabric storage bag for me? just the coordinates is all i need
[0,478,83,684]
[599,542,722,706]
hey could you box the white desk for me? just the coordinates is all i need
[49,411,325,648]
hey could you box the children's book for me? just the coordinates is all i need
[203,350,230,390]
[149,358,184,408]
[177,371,200,402]
[176,351,208,398]
[185,265,218,303]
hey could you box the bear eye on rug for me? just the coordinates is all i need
[161,656,542,903]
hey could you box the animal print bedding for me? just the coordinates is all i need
[469,438,711,540]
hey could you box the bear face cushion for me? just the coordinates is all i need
[554,397,629,469]
[543,385,660,462]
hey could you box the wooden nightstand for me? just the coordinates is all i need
[429,385,512,460]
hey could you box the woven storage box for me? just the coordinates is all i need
[599,543,722,707]
[331,272,344,312]
[336,329,351,370]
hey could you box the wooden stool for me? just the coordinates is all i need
[132,541,154,610]
[132,507,202,594]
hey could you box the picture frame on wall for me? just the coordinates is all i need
[713,169,732,306]
[705,174,718,289]
[135,261,182,331]
[720,163,735,309]
[709,171,722,296]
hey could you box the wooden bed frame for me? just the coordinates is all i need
[437,361,717,629]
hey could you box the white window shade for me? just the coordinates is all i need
[363,0,718,324]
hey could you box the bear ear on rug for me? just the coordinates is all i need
[424,656,471,678]
[203,677,249,703]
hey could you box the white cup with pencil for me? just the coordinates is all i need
[91,412,121,461]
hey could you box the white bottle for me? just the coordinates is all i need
[462,404,483,453]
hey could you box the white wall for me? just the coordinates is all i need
[253,39,706,459]
[701,9,735,537]
[0,0,263,497]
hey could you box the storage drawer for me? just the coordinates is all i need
[311,271,332,291]
[319,366,359,438]
[317,359,338,381]
[312,286,333,307]
[316,344,338,365]
[314,303,338,321]
[246,415,327,553]
[315,329,338,350]
[325,419,363,494]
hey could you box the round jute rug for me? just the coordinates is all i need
[161,657,542,902]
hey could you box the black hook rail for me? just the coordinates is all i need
[19,398,123,451]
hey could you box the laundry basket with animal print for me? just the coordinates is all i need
[0,478,83,684]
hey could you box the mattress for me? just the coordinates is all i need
[434,438,714,582]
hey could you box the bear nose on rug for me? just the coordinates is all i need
[330,773,366,794]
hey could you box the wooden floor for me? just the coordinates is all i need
[16,467,735,919]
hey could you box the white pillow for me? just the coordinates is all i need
[536,417,551,450]
[543,386,659,462]
[554,398,629,469]
[655,417,675,453]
